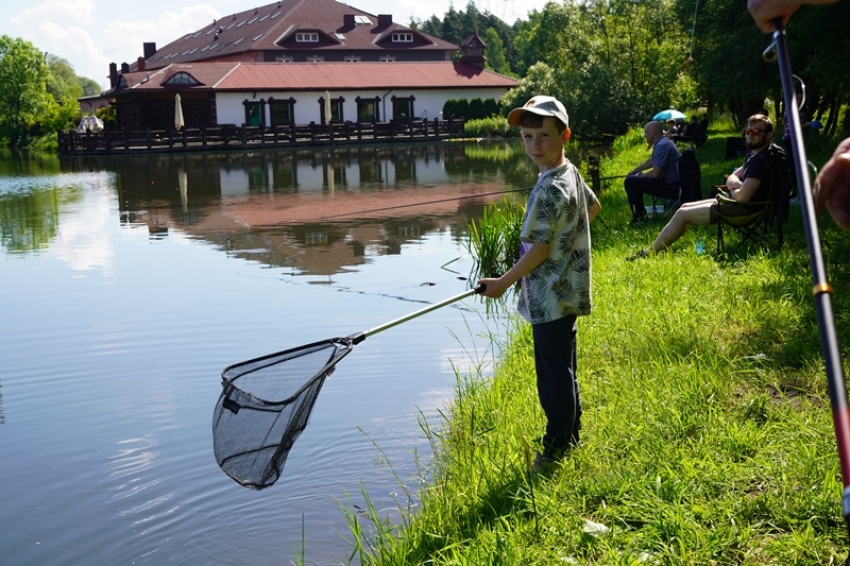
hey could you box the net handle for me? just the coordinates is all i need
[349,283,485,344]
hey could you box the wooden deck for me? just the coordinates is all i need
[58,118,466,155]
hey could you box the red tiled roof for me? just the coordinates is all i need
[214,62,518,90]
[141,0,456,71]
[114,61,517,93]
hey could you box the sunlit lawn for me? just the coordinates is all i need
[340,116,850,565]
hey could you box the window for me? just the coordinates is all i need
[354,15,372,24]
[296,32,319,42]
[165,71,200,86]
[269,99,294,125]
[275,56,294,62]
[356,97,379,122]
[343,55,360,63]
[306,55,324,63]
[392,97,414,120]
[379,55,395,62]
[321,97,344,123]
[392,33,413,43]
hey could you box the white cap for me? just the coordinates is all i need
[507,95,569,129]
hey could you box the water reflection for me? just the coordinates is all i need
[54,141,557,276]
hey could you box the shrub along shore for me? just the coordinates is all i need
[342,117,850,564]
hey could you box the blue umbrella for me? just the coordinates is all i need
[653,109,687,121]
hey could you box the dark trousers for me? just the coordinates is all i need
[624,175,679,219]
[532,314,581,457]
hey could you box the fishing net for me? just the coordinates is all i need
[212,337,355,490]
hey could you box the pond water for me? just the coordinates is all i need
[0,140,595,565]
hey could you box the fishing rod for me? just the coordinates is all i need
[765,19,850,561]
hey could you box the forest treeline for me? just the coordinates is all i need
[2,0,849,148]
[412,0,850,140]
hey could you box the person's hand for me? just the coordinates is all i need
[476,277,510,299]
[813,137,850,230]
[747,0,800,32]
[748,0,838,33]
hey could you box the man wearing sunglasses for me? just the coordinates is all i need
[749,0,850,231]
[627,114,775,258]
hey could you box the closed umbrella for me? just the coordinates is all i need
[175,93,185,129]
[653,109,686,121]
[324,90,332,125]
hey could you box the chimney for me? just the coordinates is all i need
[137,56,146,73]
[143,42,157,59]
[109,62,118,88]
[343,14,355,28]
[121,62,130,73]
[378,14,392,28]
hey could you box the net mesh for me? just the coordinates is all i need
[212,338,353,490]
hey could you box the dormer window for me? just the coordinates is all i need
[296,32,319,42]
[392,33,413,43]
[165,71,201,86]
[354,15,371,24]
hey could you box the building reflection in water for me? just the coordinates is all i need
[59,141,545,276]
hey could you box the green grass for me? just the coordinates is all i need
[340,116,850,565]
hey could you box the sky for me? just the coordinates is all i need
[0,0,547,91]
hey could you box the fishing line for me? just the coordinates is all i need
[317,186,532,221]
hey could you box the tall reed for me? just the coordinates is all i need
[465,196,524,280]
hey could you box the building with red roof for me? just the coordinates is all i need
[88,0,517,134]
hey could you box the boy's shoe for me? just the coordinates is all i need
[532,445,573,474]
[531,452,559,475]
[630,215,649,226]
[626,249,649,261]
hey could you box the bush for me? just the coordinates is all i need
[464,116,514,138]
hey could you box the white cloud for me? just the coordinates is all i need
[7,1,219,89]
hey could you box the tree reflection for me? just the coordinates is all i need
[0,188,61,253]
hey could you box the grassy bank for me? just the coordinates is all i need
[344,117,850,564]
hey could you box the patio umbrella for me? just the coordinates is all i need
[76,115,103,133]
[324,90,331,125]
[653,109,686,121]
[175,93,185,129]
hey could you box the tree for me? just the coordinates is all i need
[482,27,511,76]
[0,36,50,146]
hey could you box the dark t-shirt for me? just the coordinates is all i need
[741,149,772,203]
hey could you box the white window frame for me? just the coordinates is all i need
[392,33,413,43]
[379,55,396,62]
[344,55,361,63]
[306,55,324,63]
[296,32,319,43]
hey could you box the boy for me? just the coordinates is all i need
[477,95,601,472]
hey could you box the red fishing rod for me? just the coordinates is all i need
[765,19,850,559]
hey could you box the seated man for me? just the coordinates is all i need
[624,121,681,224]
[680,116,699,141]
[627,114,774,258]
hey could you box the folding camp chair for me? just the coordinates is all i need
[715,144,794,255]
[715,190,781,254]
